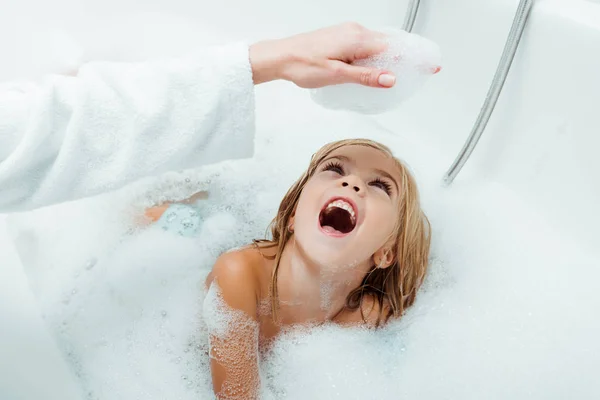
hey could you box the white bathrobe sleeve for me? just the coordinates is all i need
[0,42,255,213]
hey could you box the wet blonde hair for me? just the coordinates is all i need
[254,139,431,326]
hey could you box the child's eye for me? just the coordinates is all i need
[323,161,345,175]
[370,178,392,195]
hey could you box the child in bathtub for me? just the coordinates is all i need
[145,138,431,399]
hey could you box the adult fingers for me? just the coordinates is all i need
[333,61,396,88]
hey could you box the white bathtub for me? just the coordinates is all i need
[1,0,598,398]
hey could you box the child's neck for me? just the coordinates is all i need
[276,237,370,322]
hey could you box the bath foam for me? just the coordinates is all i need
[310,28,442,114]
[262,323,404,399]
[5,111,436,399]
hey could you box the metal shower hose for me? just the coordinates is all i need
[443,0,534,184]
[399,0,535,184]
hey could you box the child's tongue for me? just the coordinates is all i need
[322,225,343,235]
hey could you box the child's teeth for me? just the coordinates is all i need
[326,200,356,221]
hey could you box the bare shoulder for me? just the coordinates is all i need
[204,246,267,311]
[205,246,263,287]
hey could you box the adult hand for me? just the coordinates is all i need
[249,22,396,89]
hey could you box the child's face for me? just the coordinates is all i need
[292,145,402,271]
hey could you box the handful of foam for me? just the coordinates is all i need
[311,28,442,114]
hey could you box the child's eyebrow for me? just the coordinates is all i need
[324,155,399,194]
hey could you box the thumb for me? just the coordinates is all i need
[335,63,396,88]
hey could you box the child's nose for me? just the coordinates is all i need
[342,179,364,194]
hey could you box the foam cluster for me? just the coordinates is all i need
[311,27,442,114]
[10,108,599,399]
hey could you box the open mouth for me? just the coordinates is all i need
[318,198,357,236]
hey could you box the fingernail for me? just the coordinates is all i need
[378,74,396,87]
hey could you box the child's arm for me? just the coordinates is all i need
[0,43,254,213]
[204,251,261,399]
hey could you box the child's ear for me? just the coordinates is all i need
[373,246,395,269]
[288,214,296,233]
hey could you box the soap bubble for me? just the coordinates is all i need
[311,28,442,114]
